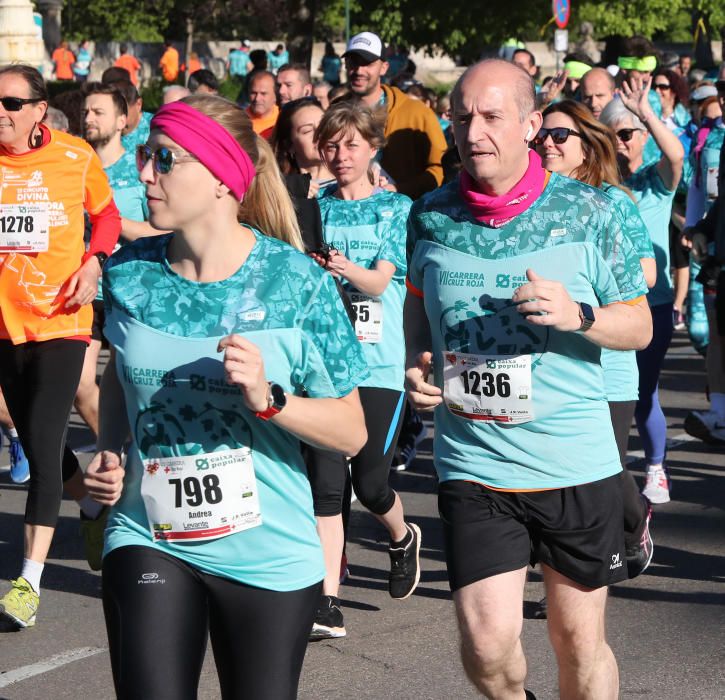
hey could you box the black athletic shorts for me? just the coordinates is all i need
[438,474,627,592]
[91,299,107,345]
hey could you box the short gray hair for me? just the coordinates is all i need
[599,97,645,130]
[43,105,69,132]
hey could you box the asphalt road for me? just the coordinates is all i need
[0,332,724,699]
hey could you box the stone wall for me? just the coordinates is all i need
[39,39,722,88]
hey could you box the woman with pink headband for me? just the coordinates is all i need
[82,95,369,699]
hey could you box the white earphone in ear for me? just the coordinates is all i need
[524,126,534,141]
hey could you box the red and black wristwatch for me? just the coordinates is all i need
[255,382,287,421]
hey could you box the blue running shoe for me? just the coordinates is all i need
[9,439,30,484]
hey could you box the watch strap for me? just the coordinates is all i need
[578,302,595,332]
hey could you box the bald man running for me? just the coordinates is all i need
[405,59,652,699]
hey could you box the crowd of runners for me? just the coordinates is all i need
[0,26,724,700]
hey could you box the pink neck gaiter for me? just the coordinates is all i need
[459,150,547,228]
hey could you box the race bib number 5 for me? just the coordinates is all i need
[0,204,50,253]
[141,448,262,542]
[443,351,534,423]
[348,291,383,343]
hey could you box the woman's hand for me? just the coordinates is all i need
[84,450,125,506]
[325,250,350,277]
[218,334,270,412]
[619,75,655,123]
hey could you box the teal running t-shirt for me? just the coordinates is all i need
[318,189,411,391]
[102,229,369,591]
[105,148,148,225]
[600,183,654,402]
[625,163,676,308]
[94,149,150,302]
[407,173,648,489]
[121,111,153,152]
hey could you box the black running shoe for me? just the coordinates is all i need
[388,523,421,599]
[532,596,547,620]
[626,504,654,579]
[309,595,346,641]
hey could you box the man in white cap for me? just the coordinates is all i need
[343,31,447,199]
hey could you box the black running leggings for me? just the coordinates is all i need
[609,400,648,544]
[0,339,85,526]
[103,546,322,700]
[307,386,405,517]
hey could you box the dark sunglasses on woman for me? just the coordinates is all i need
[615,128,643,143]
[532,127,582,146]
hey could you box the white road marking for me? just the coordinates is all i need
[0,646,106,688]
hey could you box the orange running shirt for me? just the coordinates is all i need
[247,105,280,137]
[52,48,75,80]
[0,129,114,344]
[114,54,142,85]
[159,46,179,82]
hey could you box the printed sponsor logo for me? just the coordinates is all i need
[610,553,623,570]
[439,270,485,287]
[137,572,166,585]
[550,228,567,237]
[65,151,79,159]
[190,374,207,391]
[183,521,209,530]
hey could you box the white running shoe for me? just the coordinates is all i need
[642,466,670,504]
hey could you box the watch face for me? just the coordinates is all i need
[270,382,286,408]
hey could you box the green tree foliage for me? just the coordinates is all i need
[63,0,173,41]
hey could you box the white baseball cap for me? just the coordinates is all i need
[343,32,384,63]
[242,39,251,48]
[691,84,717,101]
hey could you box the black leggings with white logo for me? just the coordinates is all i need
[102,545,321,700]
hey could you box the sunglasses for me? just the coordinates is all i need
[136,144,198,175]
[653,83,671,91]
[0,96,43,111]
[615,128,643,142]
[532,127,582,146]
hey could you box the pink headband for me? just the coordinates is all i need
[150,101,256,201]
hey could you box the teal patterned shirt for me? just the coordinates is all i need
[105,148,148,225]
[318,188,411,391]
[625,164,676,308]
[407,173,648,489]
[600,183,653,402]
[121,111,153,152]
[101,229,368,590]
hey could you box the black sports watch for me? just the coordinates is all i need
[577,302,595,332]
[255,382,287,421]
[93,252,109,269]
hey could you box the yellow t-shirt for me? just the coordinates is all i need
[0,129,114,343]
